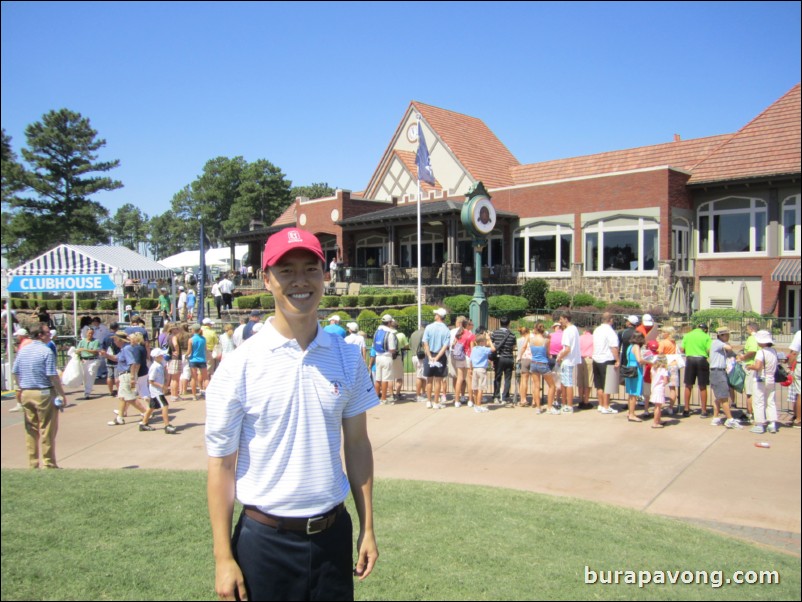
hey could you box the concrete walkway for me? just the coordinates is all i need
[2,388,799,556]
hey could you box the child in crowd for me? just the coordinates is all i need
[650,355,669,429]
[140,348,177,434]
[470,334,495,413]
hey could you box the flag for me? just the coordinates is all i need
[416,123,435,185]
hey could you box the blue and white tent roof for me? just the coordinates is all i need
[9,244,174,281]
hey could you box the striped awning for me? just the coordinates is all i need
[9,244,174,281]
[771,258,801,282]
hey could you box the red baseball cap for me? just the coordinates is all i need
[262,228,325,270]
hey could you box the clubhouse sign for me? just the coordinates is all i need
[8,274,116,293]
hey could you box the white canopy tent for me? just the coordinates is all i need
[159,246,248,270]
[5,243,174,333]
[3,244,175,388]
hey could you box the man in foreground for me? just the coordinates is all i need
[206,227,379,601]
[12,325,68,469]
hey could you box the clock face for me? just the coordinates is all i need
[472,197,496,235]
[406,124,418,143]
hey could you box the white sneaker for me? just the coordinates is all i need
[599,406,612,414]
[426,401,433,409]
[454,401,462,408]
[710,417,724,426]
[549,407,561,415]
[440,395,447,404]
[562,406,574,414]
[725,418,744,430]
[467,401,474,407]
[417,396,428,403]
[9,403,23,413]
[107,416,124,426]
[434,403,446,410]
[767,423,778,434]
[474,406,489,413]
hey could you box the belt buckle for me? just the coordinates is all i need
[306,515,326,535]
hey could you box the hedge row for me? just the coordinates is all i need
[11,297,143,311]
[235,293,417,311]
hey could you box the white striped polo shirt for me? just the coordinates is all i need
[205,317,379,517]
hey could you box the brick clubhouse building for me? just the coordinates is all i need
[229,84,800,326]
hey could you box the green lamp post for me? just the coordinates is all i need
[460,182,497,331]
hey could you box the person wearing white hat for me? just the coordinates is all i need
[344,322,367,363]
[636,314,656,340]
[324,314,347,339]
[745,330,779,434]
[139,348,177,433]
[373,314,398,403]
[177,286,188,321]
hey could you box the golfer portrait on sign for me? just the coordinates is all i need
[473,198,496,235]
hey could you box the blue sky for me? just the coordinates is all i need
[2,1,800,221]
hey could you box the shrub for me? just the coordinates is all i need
[321,310,352,325]
[258,295,275,309]
[521,278,549,311]
[236,295,260,310]
[443,295,473,316]
[125,298,138,309]
[545,291,571,311]
[571,293,596,308]
[47,299,64,310]
[62,298,74,310]
[98,299,117,311]
[139,298,158,310]
[356,310,380,337]
[373,295,388,306]
[78,299,97,310]
[320,296,340,309]
[488,295,529,319]
[340,295,358,308]
[689,309,762,330]
[358,295,375,307]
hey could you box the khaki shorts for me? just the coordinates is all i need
[472,367,488,391]
[118,373,148,401]
[375,355,394,382]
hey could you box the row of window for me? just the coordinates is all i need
[347,195,801,273]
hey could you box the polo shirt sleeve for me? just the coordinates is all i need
[205,356,247,457]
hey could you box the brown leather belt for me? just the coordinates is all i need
[243,503,344,535]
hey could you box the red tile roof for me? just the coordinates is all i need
[510,134,733,186]
[271,203,296,227]
[688,84,801,184]
[412,101,520,189]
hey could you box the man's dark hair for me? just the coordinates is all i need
[110,322,119,331]
[499,316,510,327]
[30,325,49,339]
[561,310,573,322]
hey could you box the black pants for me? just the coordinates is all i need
[232,509,354,601]
[222,293,233,310]
[214,296,222,318]
[493,356,514,400]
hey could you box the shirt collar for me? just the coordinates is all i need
[260,317,332,352]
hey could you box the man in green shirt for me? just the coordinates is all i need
[158,288,172,316]
[736,322,759,423]
[680,323,711,418]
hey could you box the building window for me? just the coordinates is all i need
[672,219,691,273]
[400,232,443,267]
[697,197,768,256]
[782,195,801,254]
[356,234,387,267]
[514,224,573,274]
[583,217,658,273]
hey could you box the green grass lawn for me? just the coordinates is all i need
[1,469,799,600]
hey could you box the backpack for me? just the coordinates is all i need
[451,340,466,361]
[373,328,388,354]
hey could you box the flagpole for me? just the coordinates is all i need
[416,116,422,330]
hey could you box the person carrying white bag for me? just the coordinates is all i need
[61,347,83,389]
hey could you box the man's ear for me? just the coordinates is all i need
[263,269,271,293]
